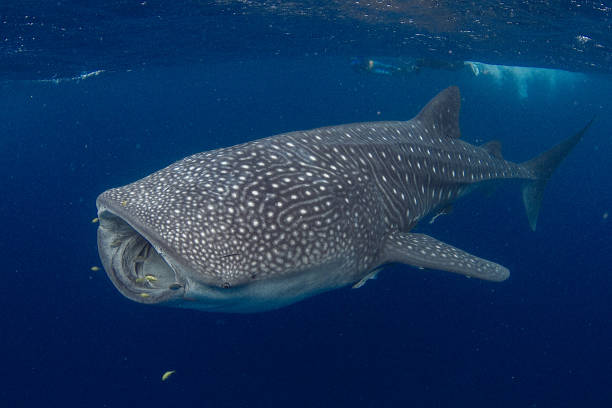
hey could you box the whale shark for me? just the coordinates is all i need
[96,86,591,312]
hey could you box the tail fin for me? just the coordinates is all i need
[521,119,594,231]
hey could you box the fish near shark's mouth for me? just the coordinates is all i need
[96,206,187,306]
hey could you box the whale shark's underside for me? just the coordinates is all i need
[96,87,591,312]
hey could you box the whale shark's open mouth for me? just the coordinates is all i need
[96,209,187,305]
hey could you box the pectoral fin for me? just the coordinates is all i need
[382,232,509,282]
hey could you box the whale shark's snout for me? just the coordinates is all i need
[96,203,188,306]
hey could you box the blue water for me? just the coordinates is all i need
[1,2,611,407]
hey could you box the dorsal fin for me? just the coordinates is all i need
[415,86,461,139]
[480,140,503,159]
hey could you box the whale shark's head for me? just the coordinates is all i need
[96,185,256,311]
[97,185,321,313]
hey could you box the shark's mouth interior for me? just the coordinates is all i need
[97,210,186,304]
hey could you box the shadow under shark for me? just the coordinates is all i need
[96,87,591,312]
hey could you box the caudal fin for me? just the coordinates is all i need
[521,119,594,230]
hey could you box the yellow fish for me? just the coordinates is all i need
[91,217,99,223]
[144,274,158,282]
[139,293,150,298]
[162,370,176,381]
[90,266,100,271]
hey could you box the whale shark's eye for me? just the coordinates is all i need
[222,282,231,289]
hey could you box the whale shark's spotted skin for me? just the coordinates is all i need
[96,87,589,312]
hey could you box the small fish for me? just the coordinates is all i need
[135,277,146,284]
[144,274,158,282]
[91,217,99,223]
[121,200,128,207]
[90,266,101,271]
[162,370,176,381]
[168,283,182,290]
[139,293,150,298]
[351,268,382,289]
[429,205,453,224]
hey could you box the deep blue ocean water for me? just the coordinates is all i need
[1,1,611,407]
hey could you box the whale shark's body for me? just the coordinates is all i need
[96,87,590,312]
